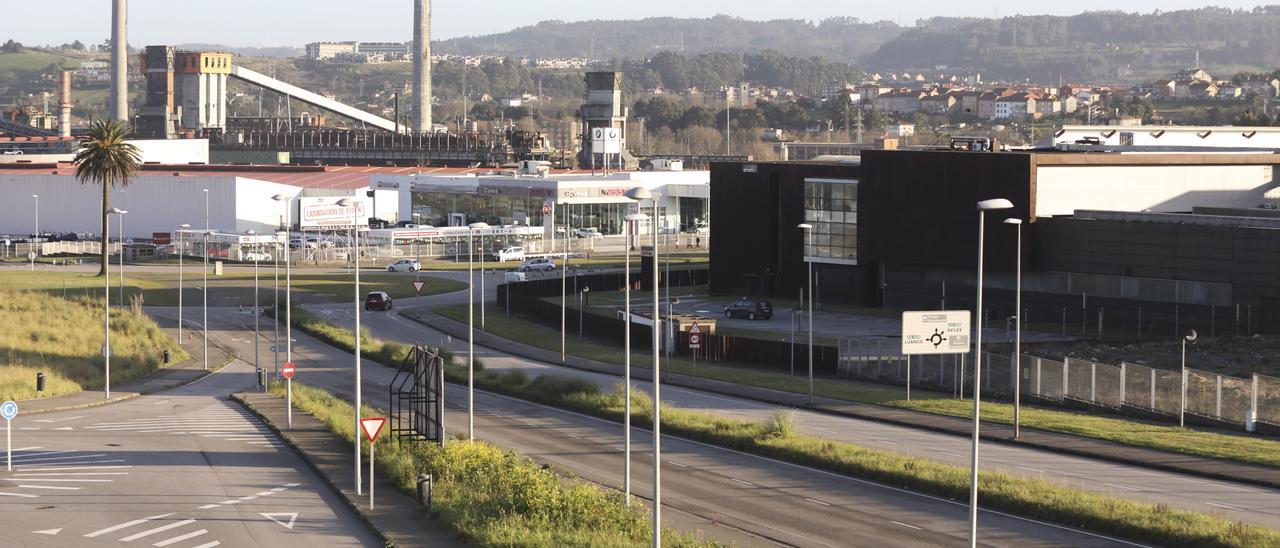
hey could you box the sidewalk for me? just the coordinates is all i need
[233,391,463,548]
[409,307,1280,490]
[14,329,234,414]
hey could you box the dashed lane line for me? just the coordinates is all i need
[118,519,197,542]
[84,513,177,538]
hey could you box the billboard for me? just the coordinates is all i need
[300,197,370,228]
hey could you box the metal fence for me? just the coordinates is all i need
[838,335,1280,433]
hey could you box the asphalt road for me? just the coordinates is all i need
[167,304,1146,547]
[0,360,382,548]
[297,277,1280,533]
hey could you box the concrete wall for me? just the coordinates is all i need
[131,139,210,164]
[1035,164,1277,216]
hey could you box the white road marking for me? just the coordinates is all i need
[804,497,831,506]
[260,512,297,529]
[34,416,85,423]
[11,446,40,452]
[197,504,221,509]
[20,427,41,431]
[19,465,131,471]
[13,472,128,476]
[218,499,242,505]
[890,521,922,530]
[153,528,209,546]
[0,491,39,498]
[153,400,170,405]
[18,485,81,490]
[119,519,197,542]
[17,478,114,482]
[52,427,74,431]
[1205,501,1245,511]
[10,450,74,459]
[190,541,221,548]
[13,454,107,463]
[1103,482,1141,492]
[668,461,689,468]
[1017,466,1045,474]
[874,439,899,445]
[937,451,964,458]
[19,459,126,467]
[32,528,62,535]
[731,478,754,486]
[239,495,258,501]
[84,513,176,538]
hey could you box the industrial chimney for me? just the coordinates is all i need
[110,0,128,122]
[59,71,72,138]
[412,0,431,132]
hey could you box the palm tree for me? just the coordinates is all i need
[74,119,140,277]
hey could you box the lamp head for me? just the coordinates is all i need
[179,223,191,229]
[1185,329,1198,341]
[796,223,813,230]
[1004,218,1023,225]
[977,198,1014,211]
[468,222,490,230]
[245,229,257,235]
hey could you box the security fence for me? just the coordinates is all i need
[838,336,1280,434]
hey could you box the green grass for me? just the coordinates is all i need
[274,381,715,547]
[429,303,1280,471]
[0,290,188,400]
[0,270,465,307]
[0,49,81,73]
[283,306,1280,547]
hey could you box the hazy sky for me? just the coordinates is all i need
[2,1,1269,47]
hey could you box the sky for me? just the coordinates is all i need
[1,0,1271,48]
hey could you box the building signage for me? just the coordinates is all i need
[592,127,622,155]
[300,197,370,228]
[597,187,630,197]
[901,311,971,355]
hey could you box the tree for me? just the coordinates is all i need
[74,119,140,277]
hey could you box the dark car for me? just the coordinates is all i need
[723,298,772,320]
[364,291,393,311]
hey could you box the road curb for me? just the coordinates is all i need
[231,392,396,547]
[406,308,1280,491]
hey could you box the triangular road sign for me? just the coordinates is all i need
[360,417,387,442]
[411,280,426,295]
[260,512,297,530]
[690,323,701,334]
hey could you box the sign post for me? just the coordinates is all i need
[901,311,971,403]
[360,417,387,509]
[281,362,296,429]
[1,401,18,471]
[688,323,702,375]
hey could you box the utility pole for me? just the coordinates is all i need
[855,108,864,144]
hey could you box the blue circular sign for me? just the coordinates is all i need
[0,401,17,421]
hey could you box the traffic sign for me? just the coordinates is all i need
[360,417,387,442]
[281,362,296,379]
[901,311,971,355]
[412,280,426,295]
[0,401,17,421]
[688,323,702,349]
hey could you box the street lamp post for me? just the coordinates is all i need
[202,188,210,371]
[177,224,191,343]
[561,204,571,363]
[274,229,283,378]
[969,198,1014,547]
[1005,218,1023,439]
[117,210,128,305]
[246,230,262,391]
[272,194,294,369]
[648,191,663,548]
[105,207,127,400]
[30,194,38,271]
[412,213,422,282]
[622,207,649,504]
[1181,329,1198,427]
[466,222,489,441]
[337,198,364,495]
[797,224,815,404]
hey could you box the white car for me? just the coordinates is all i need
[386,259,421,272]
[243,251,272,262]
[517,257,557,272]
[496,246,526,262]
[573,227,604,239]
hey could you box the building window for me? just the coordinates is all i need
[803,178,858,265]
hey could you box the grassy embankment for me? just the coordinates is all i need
[283,309,1280,547]
[275,381,715,547]
[0,290,187,400]
[430,303,1280,470]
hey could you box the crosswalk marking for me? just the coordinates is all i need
[153,528,208,546]
[84,513,177,538]
[190,541,221,548]
[118,519,197,542]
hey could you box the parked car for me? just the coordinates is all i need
[573,227,604,239]
[517,257,557,272]
[242,251,272,262]
[685,223,710,235]
[496,246,526,262]
[723,298,773,320]
[504,271,528,283]
[364,291,393,311]
[386,259,421,272]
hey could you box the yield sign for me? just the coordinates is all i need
[411,280,426,295]
[360,417,387,443]
[281,362,296,379]
[260,512,297,530]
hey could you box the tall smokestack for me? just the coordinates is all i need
[59,71,72,138]
[110,0,128,122]
[412,0,431,132]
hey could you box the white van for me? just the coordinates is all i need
[497,246,526,262]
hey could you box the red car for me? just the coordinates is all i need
[364,291,393,311]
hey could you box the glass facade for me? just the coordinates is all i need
[410,193,546,228]
[803,178,858,264]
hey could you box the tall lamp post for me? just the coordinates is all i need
[560,204,571,363]
[105,207,127,400]
[412,213,422,282]
[274,229,284,377]
[466,221,489,441]
[796,224,815,404]
[30,194,38,271]
[1004,218,1023,439]
[202,188,210,371]
[272,194,294,371]
[622,207,649,504]
[177,224,191,342]
[1181,329,1198,427]
[246,230,262,391]
[969,198,1013,547]
[117,209,128,305]
[641,189,664,547]
[336,197,364,495]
